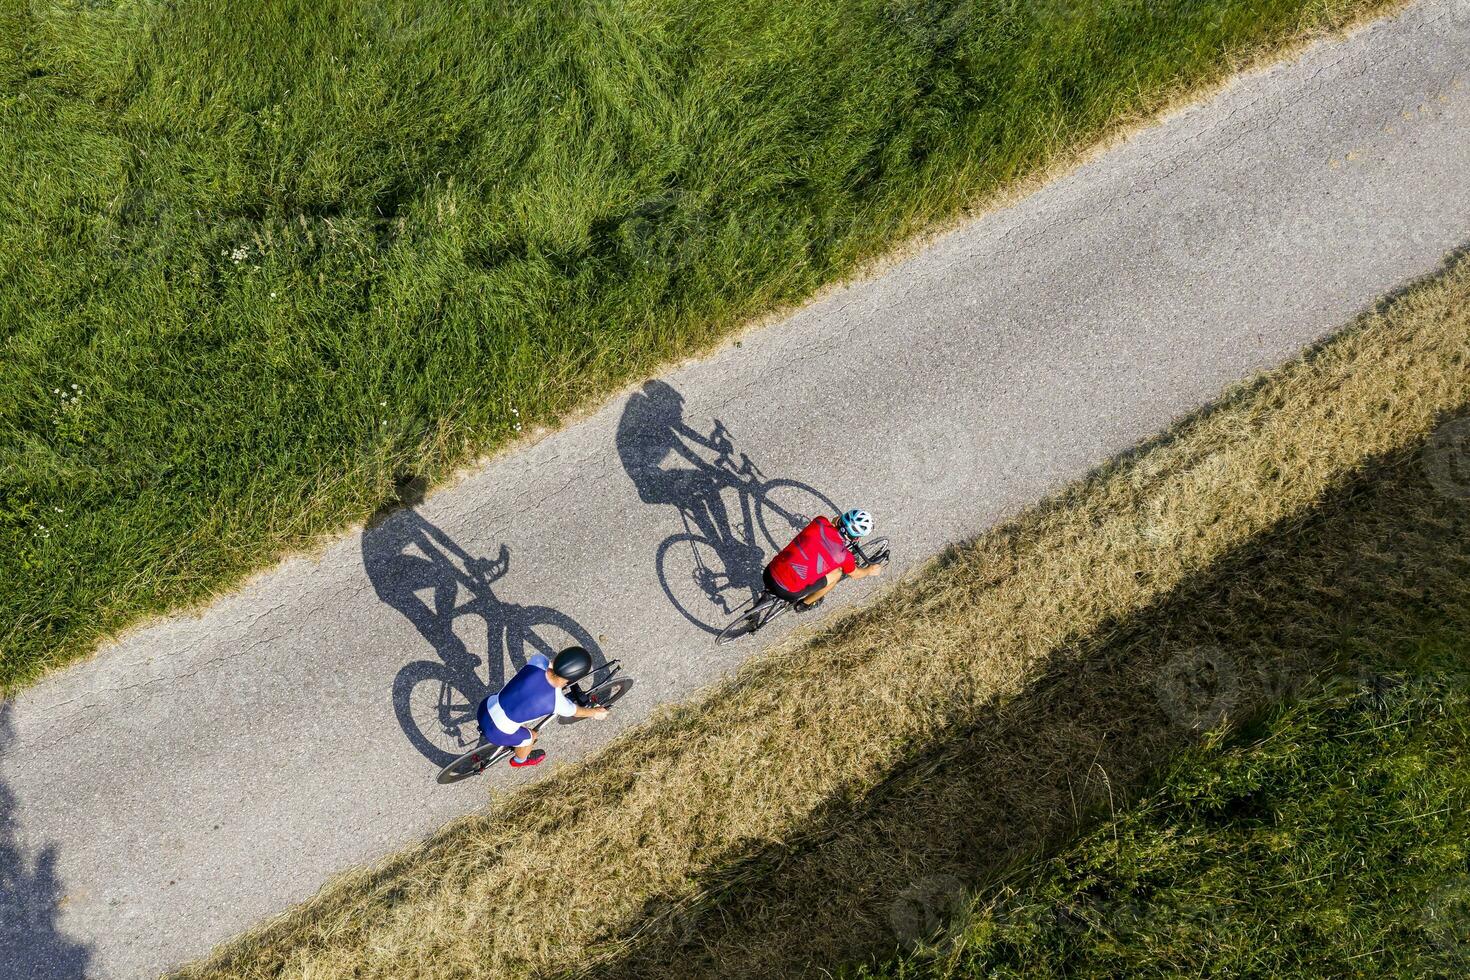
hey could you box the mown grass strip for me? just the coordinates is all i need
[853,647,1470,978]
[175,250,1470,976]
[0,0,1396,687]
[754,400,1470,979]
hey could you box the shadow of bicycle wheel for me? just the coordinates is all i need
[392,659,484,768]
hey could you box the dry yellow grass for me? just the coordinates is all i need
[178,255,1470,979]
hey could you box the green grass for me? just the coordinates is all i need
[852,642,1470,978]
[0,0,1389,686]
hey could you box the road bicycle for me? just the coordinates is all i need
[386,543,603,768]
[436,660,634,784]
[715,533,891,645]
[656,425,839,634]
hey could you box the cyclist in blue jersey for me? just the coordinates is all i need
[476,646,609,768]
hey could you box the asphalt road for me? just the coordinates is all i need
[4,3,1469,975]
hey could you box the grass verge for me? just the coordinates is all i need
[852,647,1470,978]
[0,0,1398,687]
[175,254,1470,975]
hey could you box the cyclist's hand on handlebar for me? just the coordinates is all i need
[711,421,733,454]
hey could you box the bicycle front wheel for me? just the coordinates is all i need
[561,665,636,724]
[584,675,636,710]
[853,536,890,567]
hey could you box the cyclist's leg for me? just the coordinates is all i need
[799,568,843,605]
[762,565,833,607]
[512,728,537,761]
[478,696,536,759]
[475,696,494,742]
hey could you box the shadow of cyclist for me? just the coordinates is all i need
[0,704,93,979]
[615,380,838,635]
[362,510,603,766]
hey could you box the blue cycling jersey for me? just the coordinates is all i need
[496,654,558,724]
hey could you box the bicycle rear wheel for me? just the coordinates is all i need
[436,713,553,784]
[437,741,512,784]
[716,594,788,645]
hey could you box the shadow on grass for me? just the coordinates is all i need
[576,413,1470,979]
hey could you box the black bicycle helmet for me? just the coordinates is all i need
[552,646,593,682]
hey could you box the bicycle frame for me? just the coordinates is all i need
[436,658,629,783]
[496,660,625,743]
[715,527,891,645]
[504,659,625,734]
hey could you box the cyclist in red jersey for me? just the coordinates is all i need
[764,509,883,611]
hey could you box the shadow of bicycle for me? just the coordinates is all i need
[362,511,604,767]
[616,380,839,635]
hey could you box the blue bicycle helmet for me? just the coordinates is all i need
[840,509,874,539]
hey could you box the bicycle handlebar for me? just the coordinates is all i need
[849,538,891,568]
[568,659,622,709]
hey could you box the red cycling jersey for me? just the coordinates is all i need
[768,516,856,593]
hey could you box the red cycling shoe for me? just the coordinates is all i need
[509,749,546,768]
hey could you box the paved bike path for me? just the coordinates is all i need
[5,3,1470,975]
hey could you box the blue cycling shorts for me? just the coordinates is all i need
[477,697,533,747]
